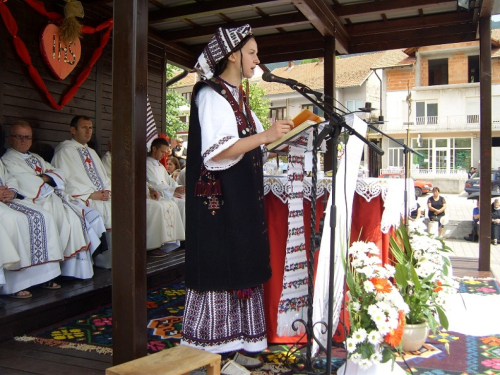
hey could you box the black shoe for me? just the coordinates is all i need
[464,236,473,242]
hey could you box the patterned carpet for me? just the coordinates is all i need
[14,278,500,374]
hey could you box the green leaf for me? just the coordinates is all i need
[435,305,449,330]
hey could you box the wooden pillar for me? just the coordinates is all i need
[111,0,149,364]
[323,36,336,172]
[478,15,492,271]
[161,46,167,132]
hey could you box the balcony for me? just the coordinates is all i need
[378,114,500,133]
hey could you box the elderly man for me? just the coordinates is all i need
[2,121,107,279]
[0,160,63,298]
[51,115,112,269]
[172,138,187,168]
[146,138,186,225]
[102,141,184,256]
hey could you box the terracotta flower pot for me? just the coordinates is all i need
[402,321,429,352]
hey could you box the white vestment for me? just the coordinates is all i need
[104,152,184,249]
[52,139,112,268]
[146,157,186,225]
[0,161,62,294]
[0,223,21,285]
[2,148,105,279]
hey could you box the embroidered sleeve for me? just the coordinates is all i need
[197,86,242,171]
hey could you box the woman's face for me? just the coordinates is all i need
[167,160,176,173]
[433,189,439,197]
[238,38,260,79]
[495,199,500,209]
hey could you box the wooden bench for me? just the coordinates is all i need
[106,345,221,375]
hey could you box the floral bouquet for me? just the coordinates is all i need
[389,221,458,333]
[343,241,409,370]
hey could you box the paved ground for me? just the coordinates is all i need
[417,192,500,279]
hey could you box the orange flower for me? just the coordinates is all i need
[434,280,443,292]
[370,277,392,293]
[385,311,405,347]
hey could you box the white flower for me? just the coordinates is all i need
[370,352,382,363]
[350,352,362,363]
[351,301,361,312]
[352,328,367,344]
[367,330,382,345]
[346,338,358,353]
[364,280,375,293]
[377,322,391,335]
[359,359,372,370]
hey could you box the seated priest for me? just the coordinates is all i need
[146,138,186,226]
[51,115,112,269]
[0,160,63,298]
[102,142,185,257]
[2,120,107,279]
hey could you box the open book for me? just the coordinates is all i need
[266,109,325,152]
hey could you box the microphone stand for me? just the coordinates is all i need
[281,81,383,375]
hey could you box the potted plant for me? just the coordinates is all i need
[340,241,409,374]
[389,221,457,352]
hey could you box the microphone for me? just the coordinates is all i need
[262,72,298,86]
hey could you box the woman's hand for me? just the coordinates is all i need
[263,120,293,143]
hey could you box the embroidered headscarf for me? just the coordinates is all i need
[195,24,253,79]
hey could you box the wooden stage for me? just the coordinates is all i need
[0,254,495,374]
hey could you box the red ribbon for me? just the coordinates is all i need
[0,0,113,110]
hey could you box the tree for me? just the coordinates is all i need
[246,79,271,130]
[165,64,188,138]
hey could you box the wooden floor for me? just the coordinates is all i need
[449,256,493,278]
[0,249,185,343]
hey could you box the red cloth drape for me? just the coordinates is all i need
[263,193,326,344]
[349,192,394,264]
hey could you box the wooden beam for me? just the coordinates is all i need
[350,22,476,47]
[292,0,349,54]
[348,30,477,54]
[158,13,310,42]
[334,0,455,18]
[478,15,492,272]
[111,0,148,365]
[347,12,473,37]
[149,0,288,24]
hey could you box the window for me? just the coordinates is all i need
[450,138,472,170]
[346,100,363,113]
[182,92,192,102]
[302,104,324,117]
[468,55,479,83]
[416,102,438,125]
[388,138,406,168]
[428,58,448,86]
[270,107,286,121]
[411,138,430,170]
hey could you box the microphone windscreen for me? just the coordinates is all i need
[262,72,272,82]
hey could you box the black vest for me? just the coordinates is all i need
[185,79,271,291]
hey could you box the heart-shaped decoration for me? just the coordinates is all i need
[0,0,112,110]
[40,24,81,80]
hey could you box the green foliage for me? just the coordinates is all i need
[165,64,188,138]
[300,58,319,64]
[246,79,271,129]
[389,222,453,333]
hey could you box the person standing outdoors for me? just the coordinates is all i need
[180,24,292,368]
[427,187,447,237]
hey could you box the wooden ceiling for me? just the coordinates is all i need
[85,0,500,70]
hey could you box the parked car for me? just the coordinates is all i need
[378,173,433,197]
[464,170,500,195]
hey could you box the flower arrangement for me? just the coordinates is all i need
[389,221,458,333]
[343,241,409,370]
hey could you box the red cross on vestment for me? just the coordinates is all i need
[85,156,92,167]
[34,165,42,174]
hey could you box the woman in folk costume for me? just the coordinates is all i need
[180,24,293,365]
